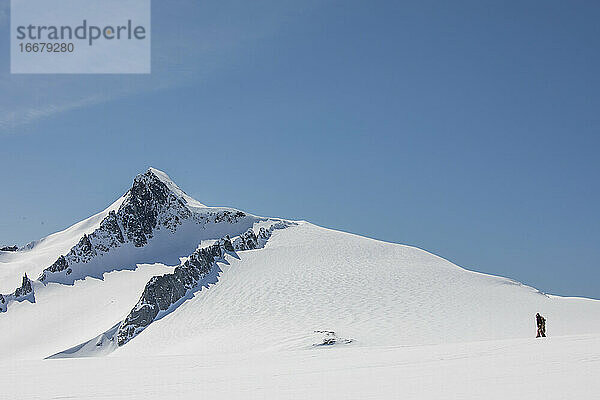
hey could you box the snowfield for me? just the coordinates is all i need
[2,335,599,399]
[1,168,598,399]
[0,335,600,400]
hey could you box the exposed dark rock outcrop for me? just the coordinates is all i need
[119,170,191,247]
[67,234,97,265]
[45,255,69,275]
[116,222,291,346]
[233,229,258,250]
[93,211,125,252]
[0,245,18,252]
[0,273,35,312]
[213,210,246,224]
[115,238,231,346]
[14,274,33,298]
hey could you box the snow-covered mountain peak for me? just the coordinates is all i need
[0,168,264,292]
[144,167,206,209]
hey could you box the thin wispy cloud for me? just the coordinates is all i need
[0,93,110,131]
[0,0,327,133]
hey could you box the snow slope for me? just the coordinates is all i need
[115,222,600,357]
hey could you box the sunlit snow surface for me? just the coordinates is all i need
[2,335,599,399]
[1,209,599,398]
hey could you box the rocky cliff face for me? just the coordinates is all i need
[116,221,291,346]
[119,170,192,247]
[14,274,33,298]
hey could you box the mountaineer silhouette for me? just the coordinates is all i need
[536,313,546,338]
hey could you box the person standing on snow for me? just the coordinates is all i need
[536,313,546,338]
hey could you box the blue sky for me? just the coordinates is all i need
[0,0,599,299]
